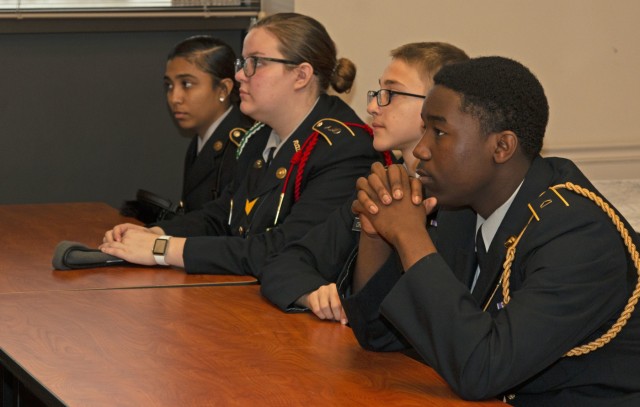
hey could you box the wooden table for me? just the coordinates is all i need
[0,202,255,294]
[0,285,504,406]
[0,203,503,406]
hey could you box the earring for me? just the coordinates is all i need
[219,97,225,102]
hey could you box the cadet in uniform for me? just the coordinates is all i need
[259,42,469,323]
[341,57,640,405]
[100,13,384,277]
[122,35,253,222]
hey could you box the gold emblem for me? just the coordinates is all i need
[323,125,342,134]
[540,199,552,208]
[245,198,258,215]
[213,141,223,151]
[253,159,264,169]
[276,167,287,179]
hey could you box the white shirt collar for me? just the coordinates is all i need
[475,180,525,251]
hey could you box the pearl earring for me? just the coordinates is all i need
[219,97,225,102]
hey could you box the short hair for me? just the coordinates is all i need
[167,35,239,103]
[390,42,469,83]
[434,56,549,158]
[251,13,356,94]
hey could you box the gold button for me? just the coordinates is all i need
[276,167,287,179]
[253,159,264,169]
[232,130,241,138]
[213,141,223,151]
[317,120,323,127]
[238,226,244,234]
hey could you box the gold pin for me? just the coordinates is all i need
[276,167,287,179]
[540,199,552,208]
[233,130,241,138]
[324,125,341,134]
[213,141,223,151]
[245,198,258,215]
[253,159,264,169]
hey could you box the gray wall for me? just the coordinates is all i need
[0,28,244,208]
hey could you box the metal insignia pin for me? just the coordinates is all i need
[276,167,287,179]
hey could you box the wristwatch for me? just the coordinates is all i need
[152,235,172,266]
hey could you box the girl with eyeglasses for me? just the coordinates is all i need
[101,13,383,277]
[260,42,469,323]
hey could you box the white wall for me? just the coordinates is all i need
[268,0,640,179]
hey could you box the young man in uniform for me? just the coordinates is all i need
[342,56,640,405]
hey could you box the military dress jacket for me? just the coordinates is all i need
[260,194,360,309]
[338,156,640,406]
[181,105,253,212]
[156,94,382,277]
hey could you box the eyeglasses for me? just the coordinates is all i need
[235,56,299,77]
[367,89,426,107]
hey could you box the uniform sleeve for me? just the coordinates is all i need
[338,249,411,352]
[182,129,381,276]
[154,182,233,237]
[378,208,630,400]
[259,198,358,311]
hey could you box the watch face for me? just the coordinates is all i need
[153,239,168,255]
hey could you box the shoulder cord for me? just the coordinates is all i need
[235,121,266,159]
[273,122,381,226]
[498,182,640,357]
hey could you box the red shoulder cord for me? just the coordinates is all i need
[272,123,393,225]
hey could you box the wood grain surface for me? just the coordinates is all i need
[0,202,255,293]
[0,285,504,406]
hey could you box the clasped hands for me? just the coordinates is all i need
[299,163,438,324]
[352,162,436,245]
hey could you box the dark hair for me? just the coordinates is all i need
[251,13,356,94]
[167,35,239,103]
[434,56,549,158]
[390,42,469,83]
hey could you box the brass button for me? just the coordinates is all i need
[232,130,241,138]
[238,226,244,235]
[253,159,264,169]
[213,141,223,151]
[276,167,287,179]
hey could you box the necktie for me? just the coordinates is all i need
[265,146,276,168]
[476,225,489,273]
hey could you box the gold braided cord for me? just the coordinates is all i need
[500,182,640,357]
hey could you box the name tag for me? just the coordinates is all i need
[351,216,361,232]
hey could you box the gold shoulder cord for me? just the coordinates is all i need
[498,182,640,357]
